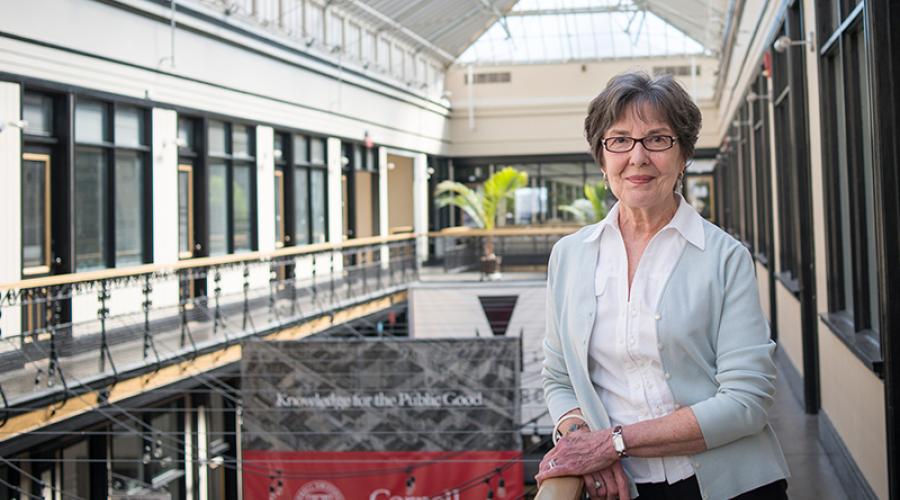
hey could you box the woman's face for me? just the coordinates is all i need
[601,103,685,213]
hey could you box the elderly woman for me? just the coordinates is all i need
[537,72,789,500]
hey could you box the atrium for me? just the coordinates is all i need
[0,0,898,498]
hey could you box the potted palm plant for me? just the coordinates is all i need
[435,166,529,277]
[558,181,610,224]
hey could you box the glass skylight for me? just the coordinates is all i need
[457,0,706,65]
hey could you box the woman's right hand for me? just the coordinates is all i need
[583,462,630,500]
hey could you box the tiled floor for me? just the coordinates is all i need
[770,351,848,500]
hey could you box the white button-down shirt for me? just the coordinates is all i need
[583,195,705,484]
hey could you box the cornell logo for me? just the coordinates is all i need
[294,480,346,500]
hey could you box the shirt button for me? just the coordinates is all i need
[694,462,701,469]
[631,308,637,317]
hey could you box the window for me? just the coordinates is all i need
[274,134,287,247]
[405,50,416,82]
[819,0,880,338]
[305,2,325,44]
[291,134,328,244]
[770,5,810,288]
[362,30,376,64]
[327,12,343,51]
[22,153,51,274]
[177,117,201,259]
[377,37,391,71]
[392,44,405,79]
[23,92,53,137]
[346,22,362,60]
[751,71,773,262]
[110,403,185,500]
[739,103,754,252]
[207,120,257,255]
[73,99,150,270]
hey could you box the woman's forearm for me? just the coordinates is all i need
[620,407,707,457]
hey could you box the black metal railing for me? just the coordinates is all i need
[0,235,418,413]
[431,227,576,273]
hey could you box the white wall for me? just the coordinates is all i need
[153,108,179,264]
[327,137,343,245]
[0,82,22,345]
[256,126,276,253]
[0,0,448,156]
[445,57,720,157]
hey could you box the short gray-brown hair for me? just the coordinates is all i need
[584,72,702,166]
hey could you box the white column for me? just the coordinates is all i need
[413,153,429,263]
[326,137,343,245]
[378,147,390,268]
[0,82,21,343]
[152,108,178,265]
[256,126,275,253]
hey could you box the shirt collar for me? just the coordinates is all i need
[581,195,705,250]
[581,201,620,243]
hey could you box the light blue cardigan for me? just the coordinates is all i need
[542,218,790,500]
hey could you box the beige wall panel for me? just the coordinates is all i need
[446,58,719,157]
[818,321,888,498]
[800,0,831,317]
[775,284,804,376]
[386,155,414,231]
[755,262,771,323]
[354,172,375,238]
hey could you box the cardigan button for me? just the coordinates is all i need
[654,313,661,320]
[657,342,664,351]
[664,372,671,380]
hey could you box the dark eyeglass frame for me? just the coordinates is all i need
[601,135,678,153]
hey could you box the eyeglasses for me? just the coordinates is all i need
[601,135,677,153]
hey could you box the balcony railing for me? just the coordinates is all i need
[0,235,418,422]
[535,476,584,500]
[431,226,576,273]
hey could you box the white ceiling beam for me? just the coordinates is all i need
[506,6,641,16]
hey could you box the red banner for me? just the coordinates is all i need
[243,450,524,500]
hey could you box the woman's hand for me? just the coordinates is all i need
[583,462,630,500]
[536,429,618,482]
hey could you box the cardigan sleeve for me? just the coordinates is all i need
[689,245,777,449]
[541,242,580,422]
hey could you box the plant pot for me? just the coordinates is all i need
[481,255,502,279]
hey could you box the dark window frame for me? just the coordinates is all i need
[205,119,258,255]
[751,71,774,264]
[770,7,810,294]
[817,0,883,366]
[283,132,329,246]
[72,97,153,271]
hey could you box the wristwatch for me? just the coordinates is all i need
[611,425,628,457]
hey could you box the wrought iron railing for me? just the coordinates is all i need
[0,235,418,416]
[430,226,577,273]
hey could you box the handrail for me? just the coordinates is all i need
[0,226,579,290]
[534,476,584,500]
[427,225,580,237]
[0,233,418,291]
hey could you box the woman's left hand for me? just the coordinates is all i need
[535,429,618,482]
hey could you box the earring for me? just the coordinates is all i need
[601,170,608,188]
[675,171,685,193]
